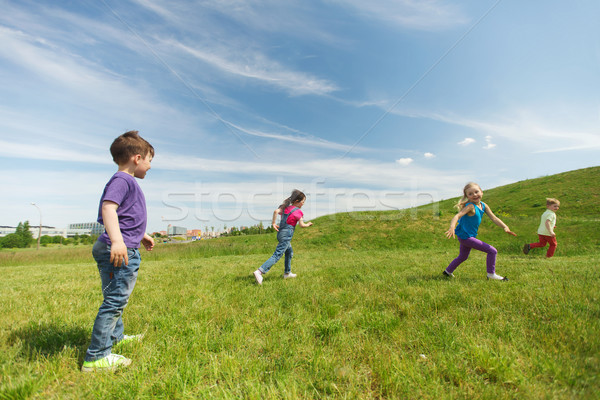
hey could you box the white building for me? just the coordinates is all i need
[0,225,94,238]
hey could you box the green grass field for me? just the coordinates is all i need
[1,167,599,399]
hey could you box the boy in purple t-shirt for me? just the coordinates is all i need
[82,131,155,372]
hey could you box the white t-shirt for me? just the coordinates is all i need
[537,209,556,236]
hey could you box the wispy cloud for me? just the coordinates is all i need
[458,137,475,146]
[385,107,600,153]
[329,0,469,30]
[424,152,436,159]
[0,139,110,165]
[222,120,364,153]
[167,39,338,96]
[483,135,496,150]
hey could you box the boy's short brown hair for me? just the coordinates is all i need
[546,198,560,206]
[110,130,155,165]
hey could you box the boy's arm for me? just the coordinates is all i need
[484,205,517,236]
[545,219,556,237]
[141,233,155,251]
[101,200,129,267]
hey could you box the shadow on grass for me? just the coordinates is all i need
[405,273,478,283]
[8,321,89,362]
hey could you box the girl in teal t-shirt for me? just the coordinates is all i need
[444,182,516,280]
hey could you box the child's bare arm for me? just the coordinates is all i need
[298,218,313,228]
[445,205,472,238]
[484,205,517,236]
[271,208,283,231]
[141,233,154,251]
[101,200,129,266]
[545,219,555,236]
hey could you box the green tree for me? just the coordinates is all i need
[0,234,21,248]
[13,221,34,248]
[40,235,53,245]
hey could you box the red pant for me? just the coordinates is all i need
[529,234,557,258]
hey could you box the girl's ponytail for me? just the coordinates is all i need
[279,189,306,210]
[280,196,292,209]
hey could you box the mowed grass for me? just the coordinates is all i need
[1,250,599,399]
[1,166,599,399]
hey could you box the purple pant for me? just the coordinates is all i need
[446,237,497,274]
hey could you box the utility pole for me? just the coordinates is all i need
[31,202,42,250]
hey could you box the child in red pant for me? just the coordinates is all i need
[523,198,560,258]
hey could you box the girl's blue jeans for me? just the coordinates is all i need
[84,240,140,362]
[259,228,294,274]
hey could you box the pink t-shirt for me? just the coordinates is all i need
[283,206,303,227]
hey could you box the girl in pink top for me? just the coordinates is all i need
[253,190,313,285]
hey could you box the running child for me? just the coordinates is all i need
[253,190,313,285]
[82,131,155,372]
[523,198,560,258]
[443,182,516,280]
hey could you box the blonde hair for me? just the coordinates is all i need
[454,182,481,210]
[546,198,560,206]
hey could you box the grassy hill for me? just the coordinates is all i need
[3,166,596,268]
[295,165,600,256]
[153,165,600,259]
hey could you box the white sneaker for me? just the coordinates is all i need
[81,353,132,372]
[487,273,508,281]
[283,272,297,279]
[253,270,263,285]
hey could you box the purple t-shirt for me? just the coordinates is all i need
[97,171,147,249]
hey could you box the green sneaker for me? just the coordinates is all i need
[81,354,131,372]
[118,334,144,345]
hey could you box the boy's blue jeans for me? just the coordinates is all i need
[259,228,294,274]
[84,240,140,362]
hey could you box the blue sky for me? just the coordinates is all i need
[1,0,598,234]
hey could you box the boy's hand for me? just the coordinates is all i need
[141,235,155,251]
[110,241,128,267]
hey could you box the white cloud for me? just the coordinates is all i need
[0,139,110,165]
[424,152,435,159]
[396,157,414,166]
[223,120,365,152]
[387,109,600,153]
[330,0,469,30]
[162,38,338,97]
[483,135,496,150]
[458,137,475,146]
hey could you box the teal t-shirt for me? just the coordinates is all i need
[455,202,485,239]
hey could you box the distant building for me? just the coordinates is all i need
[167,225,187,236]
[187,229,202,237]
[69,222,104,236]
[0,225,87,238]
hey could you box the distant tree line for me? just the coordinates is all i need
[0,220,98,249]
[0,221,34,248]
[221,222,276,237]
